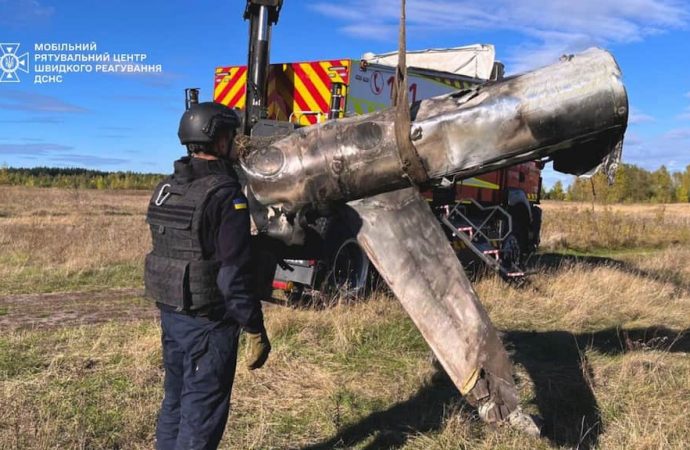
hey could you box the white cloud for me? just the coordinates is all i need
[340,23,398,41]
[676,92,690,119]
[0,143,72,155]
[0,0,54,26]
[0,90,87,113]
[311,0,689,72]
[677,102,690,120]
[624,129,690,172]
[311,1,690,171]
[661,127,690,140]
[629,107,656,124]
[310,4,368,22]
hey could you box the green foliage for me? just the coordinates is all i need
[675,165,690,203]
[0,167,163,190]
[544,180,567,200]
[566,163,690,203]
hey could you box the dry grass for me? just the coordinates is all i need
[540,200,690,252]
[0,186,150,294]
[1,187,690,449]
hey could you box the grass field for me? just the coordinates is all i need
[1,186,689,449]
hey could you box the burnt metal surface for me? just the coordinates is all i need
[242,48,627,213]
[349,188,519,421]
[241,47,629,429]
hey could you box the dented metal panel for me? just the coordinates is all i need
[241,48,628,430]
[242,48,627,212]
[349,188,519,421]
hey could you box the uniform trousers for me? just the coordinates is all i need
[156,308,240,450]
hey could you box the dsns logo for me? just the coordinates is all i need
[0,43,29,83]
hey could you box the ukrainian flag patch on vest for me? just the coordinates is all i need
[233,197,248,210]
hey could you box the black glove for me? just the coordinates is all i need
[245,330,271,370]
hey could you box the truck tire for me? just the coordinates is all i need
[502,206,530,268]
[326,238,371,299]
[528,205,542,254]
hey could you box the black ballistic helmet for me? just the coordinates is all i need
[178,102,240,145]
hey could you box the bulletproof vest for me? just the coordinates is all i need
[144,172,236,312]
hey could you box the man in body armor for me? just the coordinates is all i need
[145,101,271,450]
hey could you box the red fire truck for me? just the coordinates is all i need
[214,44,542,296]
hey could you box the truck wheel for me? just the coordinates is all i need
[501,233,522,270]
[502,206,530,268]
[327,238,370,299]
[529,205,542,253]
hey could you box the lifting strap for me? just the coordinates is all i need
[392,0,429,185]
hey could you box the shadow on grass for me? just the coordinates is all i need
[301,326,689,450]
[507,326,689,449]
[530,252,690,294]
[299,366,466,450]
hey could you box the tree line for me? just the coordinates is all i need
[2,163,689,202]
[0,166,164,190]
[543,163,690,203]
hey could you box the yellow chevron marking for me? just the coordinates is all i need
[293,73,323,116]
[301,63,331,104]
[214,81,226,100]
[460,177,500,190]
[227,73,247,108]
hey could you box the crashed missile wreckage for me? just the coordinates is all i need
[240,48,628,431]
[243,48,626,212]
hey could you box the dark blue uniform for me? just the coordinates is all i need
[154,157,264,450]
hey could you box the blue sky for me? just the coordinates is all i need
[0,0,689,187]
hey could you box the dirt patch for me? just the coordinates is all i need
[0,288,159,330]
